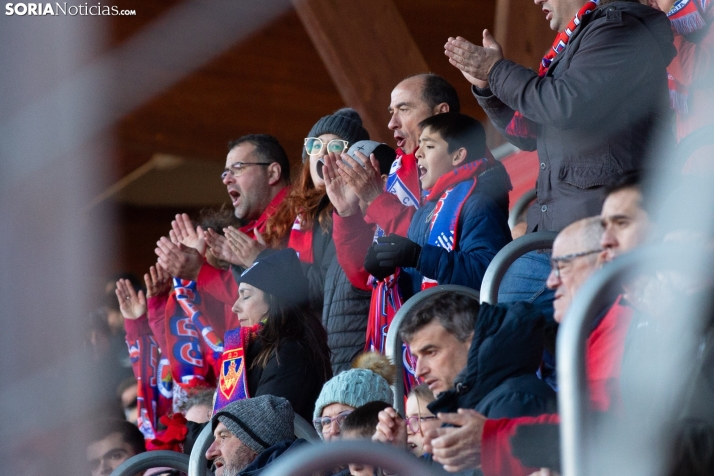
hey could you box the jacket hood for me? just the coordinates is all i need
[428,302,545,414]
[240,438,308,476]
[590,0,676,65]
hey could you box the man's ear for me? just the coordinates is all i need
[452,148,468,167]
[267,163,282,186]
[432,102,450,115]
[381,174,388,186]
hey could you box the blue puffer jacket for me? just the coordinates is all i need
[401,164,512,298]
[239,438,309,476]
[428,301,557,419]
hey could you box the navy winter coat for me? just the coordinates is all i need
[401,164,512,299]
[238,438,308,476]
[429,301,557,419]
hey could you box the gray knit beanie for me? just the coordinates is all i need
[302,108,370,162]
[312,361,394,422]
[212,395,294,454]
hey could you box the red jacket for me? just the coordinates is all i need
[333,150,418,290]
[481,297,633,476]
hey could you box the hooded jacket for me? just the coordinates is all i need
[475,0,677,233]
[428,302,557,419]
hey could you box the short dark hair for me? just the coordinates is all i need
[418,113,487,160]
[228,134,290,183]
[412,73,461,114]
[341,401,391,438]
[604,169,642,197]
[400,293,478,344]
[87,418,146,455]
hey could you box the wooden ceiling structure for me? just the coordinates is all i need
[99,0,553,277]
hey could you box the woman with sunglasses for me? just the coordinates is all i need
[263,109,374,374]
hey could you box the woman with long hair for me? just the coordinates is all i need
[215,248,332,422]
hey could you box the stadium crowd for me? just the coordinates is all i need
[84,0,714,474]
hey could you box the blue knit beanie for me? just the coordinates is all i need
[312,353,394,422]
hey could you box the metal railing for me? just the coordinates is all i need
[479,231,557,305]
[260,440,446,476]
[557,245,712,476]
[110,450,189,476]
[384,285,480,414]
[508,188,537,229]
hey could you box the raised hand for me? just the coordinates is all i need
[335,151,384,207]
[323,151,361,217]
[372,407,408,449]
[144,264,171,298]
[155,236,203,281]
[115,278,146,320]
[204,228,243,266]
[224,226,267,268]
[444,31,503,86]
[423,409,487,472]
[170,213,206,255]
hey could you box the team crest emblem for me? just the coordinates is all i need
[219,348,244,399]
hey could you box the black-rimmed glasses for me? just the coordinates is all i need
[550,249,603,278]
[221,162,272,180]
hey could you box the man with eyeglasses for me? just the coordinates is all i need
[421,217,634,476]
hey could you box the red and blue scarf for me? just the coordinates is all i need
[507,0,599,137]
[366,150,422,394]
[666,0,712,114]
[214,324,261,411]
[288,214,314,264]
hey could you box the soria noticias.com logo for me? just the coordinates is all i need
[5,3,136,15]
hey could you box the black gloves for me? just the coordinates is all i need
[364,234,422,280]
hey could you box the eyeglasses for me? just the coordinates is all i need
[221,162,272,180]
[304,137,349,157]
[550,249,603,278]
[312,410,353,435]
[405,415,438,435]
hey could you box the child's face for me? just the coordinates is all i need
[342,429,376,476]
[415,127,461,190]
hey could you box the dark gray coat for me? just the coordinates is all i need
[322,257,372,374]
[474,0,676,232]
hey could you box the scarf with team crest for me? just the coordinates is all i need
[214,323,261,410]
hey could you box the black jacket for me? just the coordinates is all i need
[301,200,336,313]
[475,0,676,232]
[322,257,372,374]
[247,339,328,422]
[429,302,556,418]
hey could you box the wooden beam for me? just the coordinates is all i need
[292,0,430,144]
[494,0,554,71]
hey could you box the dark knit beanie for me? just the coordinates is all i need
[238,248,309,305]
[212,395,295,454]
[303,108,370,162]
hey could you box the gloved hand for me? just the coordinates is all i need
[373,234,422,269]
[364,245,396,281]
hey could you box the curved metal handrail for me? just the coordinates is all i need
[508,187,537,229]
[260,440,446,476]
[294,413,320,443]
[557,245,711,476]
[385,285,480,414]
[674,123,714,172]
[480,231,558,305]
[188,413,319,475]
[188,422,214,476]
[110,450,189,476]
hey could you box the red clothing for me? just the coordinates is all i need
[238,186,290,238]
[481,297,633,476]
[333,151,418,289]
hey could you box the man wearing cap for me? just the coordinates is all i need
[207,395,306,476]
